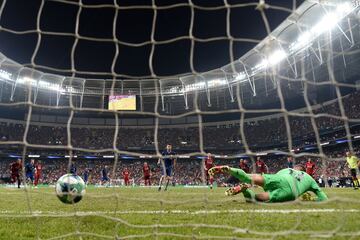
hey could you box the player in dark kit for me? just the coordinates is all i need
[123,168,130,186]
[143,162,151,186]
[158,144,176,191]
[10,159,22,188]
[287,156,294,169]
[102,166,110,187]
[25,159,35,185]
[83,168,90,185]
[69,163,77,175]
[204,153,214,189]
[256,157,268,174]
[305,159,316,177]
[34,160,42,188]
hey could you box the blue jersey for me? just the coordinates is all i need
[102,168,108,178]
[70,164,77,174]
[83,170,89,181]
[102,168,109,181]
[161,150,176,168]
[288,161,294,169]
[25,163,35,174]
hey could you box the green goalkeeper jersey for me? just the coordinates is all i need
[275,169,328,201]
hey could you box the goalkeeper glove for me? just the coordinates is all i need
[300,192,316,201]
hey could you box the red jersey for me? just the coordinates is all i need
[11,162,22,175]
[256,160,267,174]
[143,166,150,176]
[35,164,42,175]
[123,170,130,179]
[204,157,214,170]
[305,162,315,175]
[239,162,250,173]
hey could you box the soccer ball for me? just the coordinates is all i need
[55,174,86,204]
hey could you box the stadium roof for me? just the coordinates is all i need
[0,0,359,106]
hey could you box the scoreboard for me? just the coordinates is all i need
[108,95,136,111]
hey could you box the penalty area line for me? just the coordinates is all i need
[0,209,359,216]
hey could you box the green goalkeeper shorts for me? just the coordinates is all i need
[263,174,296,202]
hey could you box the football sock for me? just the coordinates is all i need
[353,178,359,188]
[158,177,163,190]
[242,189,256,202]
[229,168,252,184]
[165,179,170,190]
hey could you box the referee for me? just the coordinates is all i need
[346,151,360,190]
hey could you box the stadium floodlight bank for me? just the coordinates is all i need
[0,1,358,101]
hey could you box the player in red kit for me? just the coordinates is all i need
[239,159,250,173]
[204,153,214,189]
[10,159,22,188]
[305,159,316,177]
[123,168,130,186]
[34,160,42,188]
[256,157,268,174]
[143,162,151,186]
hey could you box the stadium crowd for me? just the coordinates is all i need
[0,91,359,187]
[0,92,359,151]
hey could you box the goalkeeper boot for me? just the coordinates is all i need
[208,166,230,176]
[225,183,250,196]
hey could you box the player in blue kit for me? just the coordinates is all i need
[83,168,90,185]
[101,166,110,187]
[158,144,176,191]
[25,159,35,185]
[69,162,77,175]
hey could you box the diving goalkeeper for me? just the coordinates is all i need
[208,165,328,202]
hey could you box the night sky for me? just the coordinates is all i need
[0,0,304,79]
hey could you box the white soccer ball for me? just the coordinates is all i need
[55,174,86,204]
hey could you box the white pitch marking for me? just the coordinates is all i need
[0,209,359,216]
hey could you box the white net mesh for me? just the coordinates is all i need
[0,0,360,239]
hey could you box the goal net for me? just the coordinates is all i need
[0,0,360,239]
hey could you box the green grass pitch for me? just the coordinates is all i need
[0,186,359,240]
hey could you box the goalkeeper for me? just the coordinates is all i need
[208,165,328,202]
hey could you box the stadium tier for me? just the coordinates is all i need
[0,91,360,153]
